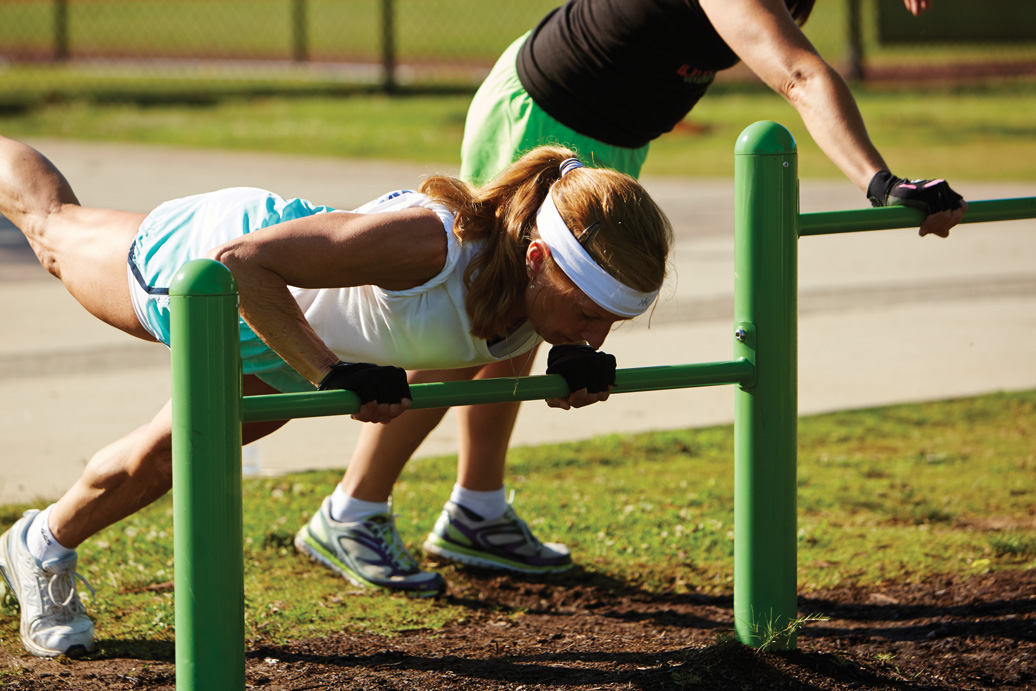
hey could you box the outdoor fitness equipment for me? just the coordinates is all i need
[169,120,1036,691]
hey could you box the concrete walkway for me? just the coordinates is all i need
[1,139,1034,505]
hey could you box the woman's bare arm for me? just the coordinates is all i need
[700,0,887,191]
[208,206,448,385]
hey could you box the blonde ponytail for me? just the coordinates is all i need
[418,146,672,340]
[419,146,575,339]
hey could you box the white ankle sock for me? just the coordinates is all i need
[328,485,389,524]
[450,484,507,521]
[26,506,74,564]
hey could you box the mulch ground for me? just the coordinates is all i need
[3,567,1033,690]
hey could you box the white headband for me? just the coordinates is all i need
[535,184,659,318]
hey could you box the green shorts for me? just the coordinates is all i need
[460,33,650,186]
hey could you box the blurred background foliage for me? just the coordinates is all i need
[1,0,1034,106]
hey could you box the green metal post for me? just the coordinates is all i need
[733,121,799,648]
[170,259,244,691]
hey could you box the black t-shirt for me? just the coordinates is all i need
[516,0,741,148]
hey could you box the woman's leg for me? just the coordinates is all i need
[338,365,481,501]
[422,345,571,574]
[47,400,176,549]
[340,348,537,501]
[297,370,476,598]
[1,376,285,658]
[0,136,150,339]
[48,376,288,549]
[455,347,539,491]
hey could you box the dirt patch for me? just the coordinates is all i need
[3,568,1033,690]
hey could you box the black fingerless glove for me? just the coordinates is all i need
[867,170,964,214]
[546,345,617,395]
[317,361,411,404]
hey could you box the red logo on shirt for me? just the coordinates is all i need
[677,65,716,84]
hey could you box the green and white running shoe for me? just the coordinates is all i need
[423,501,572,574]
[0,510,96,658]
[295,498,445,598]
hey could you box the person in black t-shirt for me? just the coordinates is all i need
[333,0,966,590]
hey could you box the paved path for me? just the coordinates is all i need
[1,139,1034,505]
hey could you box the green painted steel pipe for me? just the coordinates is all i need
[242,359,755,423]
[799,197,1036,236]
[170,259,245,691]
[733,121,800,649]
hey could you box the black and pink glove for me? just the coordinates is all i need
[867,171,964,214]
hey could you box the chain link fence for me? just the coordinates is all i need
[1,0,1034,103]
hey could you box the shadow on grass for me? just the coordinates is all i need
[87,638,174,662]
[246,638,906,691]
[438,562,736,635]
[801,588,1036,646]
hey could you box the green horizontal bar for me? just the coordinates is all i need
[799,197,1036,237]
[242,359,754,423]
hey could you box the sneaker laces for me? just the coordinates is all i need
[503,490,545,551]
[370,517,419,572]
[44,567,95,622]
[508,511,544,550]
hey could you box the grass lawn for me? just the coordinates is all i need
[1,390,1032,652]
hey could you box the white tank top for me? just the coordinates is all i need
[291,190,541,373]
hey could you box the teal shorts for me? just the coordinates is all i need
[128,187,327,393]
[460,33,650,186]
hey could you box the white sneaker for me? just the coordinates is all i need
[0,510,96,657]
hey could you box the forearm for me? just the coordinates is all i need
[785,62,888,191]
[202,206,446,390]
[701,0,888,191]
[212,248,339,385]
[239,287,339,386]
